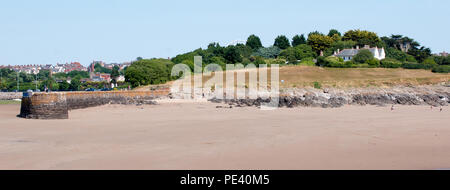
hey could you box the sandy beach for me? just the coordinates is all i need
[0,102,449,170]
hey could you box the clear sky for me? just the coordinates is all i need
[1,0,449,66]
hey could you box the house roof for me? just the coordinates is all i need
[336,49,359,57]
[336,47,383,57]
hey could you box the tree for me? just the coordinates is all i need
[110,65,120,84]
[223,45,242,63]
[353,49,374,64]
[125,59,174,87]
[381,35,418,51]
[94,63,112,74]
[307,34,334,54]
[280,44,316,61]
[253,56,267,67]
[69,78,81,91]
[327,29,341,37]
[58,81,70,91]
[324,40,357,56]
[252,46,281,58]
[408,46,432,63]
[235,44,253,58]
[422,57,437,66]
[292,34,306,47]
[246,34,263,50]
[273,35,290,49]
[343,30,381,47]
[308,31,324,37]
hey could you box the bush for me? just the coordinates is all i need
[253,56,267,67]
[125,59,174,87]
[267,58,286,66]
[432,65,450,73]
[366,59,380,68]
[298,57,316,66]
[353,49,374,64]
[252,46,281,59]
[401,62,434,70]
[313,81,321,89]
[320,56,354,68]
[380,58,402,68]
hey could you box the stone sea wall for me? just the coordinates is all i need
[19,89,169,119]
[0,92,22,100]
[209,85,450,108]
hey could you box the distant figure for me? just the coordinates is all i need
[431,105,433,110]
[440,106,443,112]
[391,105,395,111]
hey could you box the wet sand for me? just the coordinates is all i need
[0,102,449,170]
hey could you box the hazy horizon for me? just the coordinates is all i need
[1,0,449,66]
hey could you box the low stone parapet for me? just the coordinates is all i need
[19,89,169,119]
[0,92,22,100]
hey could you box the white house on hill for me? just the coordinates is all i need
[334,45,385,61]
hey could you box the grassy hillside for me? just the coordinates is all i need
[278,66,450,88]
[135,66,450,90]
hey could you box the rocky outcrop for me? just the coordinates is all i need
[209,85,450,108]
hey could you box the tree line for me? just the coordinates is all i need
[124,29,449,87]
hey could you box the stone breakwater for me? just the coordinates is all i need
[19,89,169,119]
[209,85,450,108]
[0,92,22,100]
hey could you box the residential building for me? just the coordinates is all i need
[334,45,386,61]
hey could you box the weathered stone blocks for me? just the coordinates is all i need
[19,90,169,119]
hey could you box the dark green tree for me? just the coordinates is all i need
[110,65,120,84]
[69,78,81,91]
[223,46,242,63]
[273,35,291,49]
[125,59,174,87]
[408,46,432,63]
[246,34,263,50]
[353,49,374,64]
[292,34,306,47]
[58,81,70,91]
[327,29,341,37]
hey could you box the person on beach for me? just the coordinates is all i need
[391,105,395,111]
[440,106,443,112]
[431,105,433,110]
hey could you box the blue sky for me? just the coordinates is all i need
[1,0,449,66]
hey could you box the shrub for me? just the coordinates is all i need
[252,46,281,59]
[431,65,450,73]
[380,58,402,68]
[313,81,322,89]
[316,56,326,66]
[401,62,434,70]
[125,59,174,87]
[253,56,267,67]
[267,58,286,66]
[366,58,380,68]
[353,49,373,64]
[299,57,316,66]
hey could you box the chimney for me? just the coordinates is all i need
[356,46,359,50]
[337,49,340,53]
